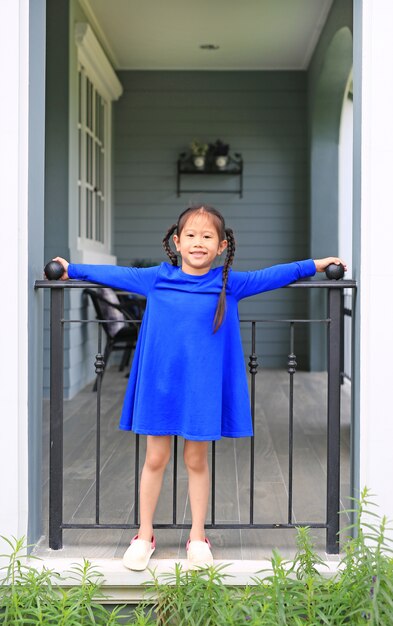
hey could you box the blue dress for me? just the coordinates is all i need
[68,260,316,440]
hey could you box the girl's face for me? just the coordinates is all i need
[173,212,227,275]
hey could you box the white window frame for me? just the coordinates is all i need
[71,23,122,264]
[78,65,108,248]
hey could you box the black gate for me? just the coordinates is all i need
[35,277,356,554]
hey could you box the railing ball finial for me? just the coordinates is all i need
[325,263,345,280]
[94,353,105,375]
[44,260,65,280]
[248,352,258,375]
[287,353,297,375]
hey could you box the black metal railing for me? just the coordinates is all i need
[35,277,356,554]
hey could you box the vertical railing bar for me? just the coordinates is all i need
[134,434,140,526]
[49,287,64,550]
[326,288,342,554]
[287,323,296,525]
[248,321,258,525]
[340,290,345,385]
[173,436,178,525]
[95,324,103,525]
[211,441,216,526]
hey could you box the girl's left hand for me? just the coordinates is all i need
[314,257,347,273]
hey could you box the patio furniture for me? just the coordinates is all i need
[83,287,140,391]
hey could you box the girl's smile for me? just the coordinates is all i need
[173,214,227,275]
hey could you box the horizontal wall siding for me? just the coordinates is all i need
[113,71,310,367]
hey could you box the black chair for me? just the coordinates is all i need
[83,287,140,391]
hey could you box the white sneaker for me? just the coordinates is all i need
[122,535,156,571]
[186,538,213,568]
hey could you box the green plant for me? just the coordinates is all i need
[1,488,393,625]
[147,488,393,625]
[0,536,154,625]
[209,139,230,157]
[147,562,238,625]
[190,140,208,157]
[335,488,393,625]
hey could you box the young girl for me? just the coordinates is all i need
[53,205,346,571]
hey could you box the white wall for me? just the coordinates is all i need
[357,0,393,526]
[0,0,29,539]
[339,81,353,380]
[339,85,353,277]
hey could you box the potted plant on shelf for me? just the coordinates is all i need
[210,139,230,169]
[190,139,209,169]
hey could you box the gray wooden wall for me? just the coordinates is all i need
[44,0,96,401]
[113,71,311,367]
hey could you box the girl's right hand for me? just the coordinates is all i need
[314,257,347,273]
[52,256,70,280]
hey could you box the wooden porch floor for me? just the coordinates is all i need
[35,366,351,562]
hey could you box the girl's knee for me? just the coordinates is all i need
[145,443,171,472]
[183,444,208,473]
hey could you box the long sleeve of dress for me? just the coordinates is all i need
[68,263,161,296]
[228,259,316,300]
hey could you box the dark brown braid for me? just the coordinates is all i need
[162,206,236,332]
[162,223,179,266]
[213,227,236,332]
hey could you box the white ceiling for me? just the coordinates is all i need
[80,0,334,71]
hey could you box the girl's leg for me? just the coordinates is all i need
[138,435,171,540]
[183,440,210,541]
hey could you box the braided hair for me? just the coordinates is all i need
[162,223,178,266]
[162,206,236,332]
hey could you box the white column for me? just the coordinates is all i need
[0,0,29,539]
[358,0,393,522]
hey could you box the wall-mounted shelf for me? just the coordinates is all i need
[177,153,243,198]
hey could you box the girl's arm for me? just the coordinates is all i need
[50,256,160,296]
[229,257,346,300]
